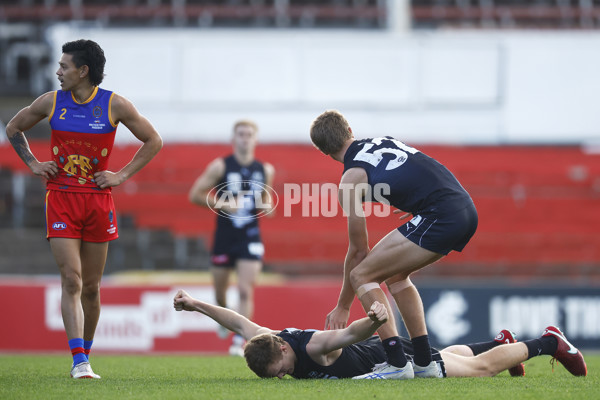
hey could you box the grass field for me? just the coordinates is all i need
[0,353,596,400]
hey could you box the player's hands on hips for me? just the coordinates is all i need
[325,306,350,330]
[367,301,388,324]
[173,289,195,312]
[30,160,58,180]
[94,170,124,189]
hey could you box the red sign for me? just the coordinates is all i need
[0,278,366,353]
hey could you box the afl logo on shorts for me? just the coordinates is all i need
[52,222,67,230]
[93,106,103,118]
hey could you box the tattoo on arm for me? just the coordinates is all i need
[8,132,36,166]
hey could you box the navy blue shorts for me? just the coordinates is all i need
[211,240,264,268]
[398,201,478,255]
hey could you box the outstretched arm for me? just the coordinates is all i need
[173,289,273,340]
[310,301,388,360]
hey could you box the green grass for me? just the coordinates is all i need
[0,353,597,400]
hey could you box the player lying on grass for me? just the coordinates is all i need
[173,289,587,379]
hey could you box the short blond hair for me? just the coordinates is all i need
[244,333,285,378]
[233,119,258,134]
[309,110,352,155]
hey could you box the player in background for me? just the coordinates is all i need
[173,289,587,379]
[189,120,275,356]
[309,110,479,379]
[5,39,163,379]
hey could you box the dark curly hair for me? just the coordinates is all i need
[62,39,106,86]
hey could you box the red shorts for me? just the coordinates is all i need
[45,190,118,242]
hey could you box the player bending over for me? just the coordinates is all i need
[310,110,479,379]
[173,289,587,379]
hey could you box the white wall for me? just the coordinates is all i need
[46,25,600,145]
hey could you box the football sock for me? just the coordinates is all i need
[382,336,408,368]
[523,336,558,360]
[84,340,93,359]
[467,340,503,356]
[411,335,433,367]
[69,338,88,366]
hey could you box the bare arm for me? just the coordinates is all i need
[188,158,225,207]
[261,162,276,216]
[325,168,370,330]
[5,92,58,179]
[173,289,274,340]
[309,301,387,362]
[93,94,163,189]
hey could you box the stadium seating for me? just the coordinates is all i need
[411,0,600,29]
[3,0,599,29]
[0,0,386,29]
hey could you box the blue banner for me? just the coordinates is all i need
[394,285,600,350]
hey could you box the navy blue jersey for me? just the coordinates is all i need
[343,137,472,215]
[212,155,266,258]
[277,328,445,379]
[277,328,386,379]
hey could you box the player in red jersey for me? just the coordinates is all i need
[5,39,162,379]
